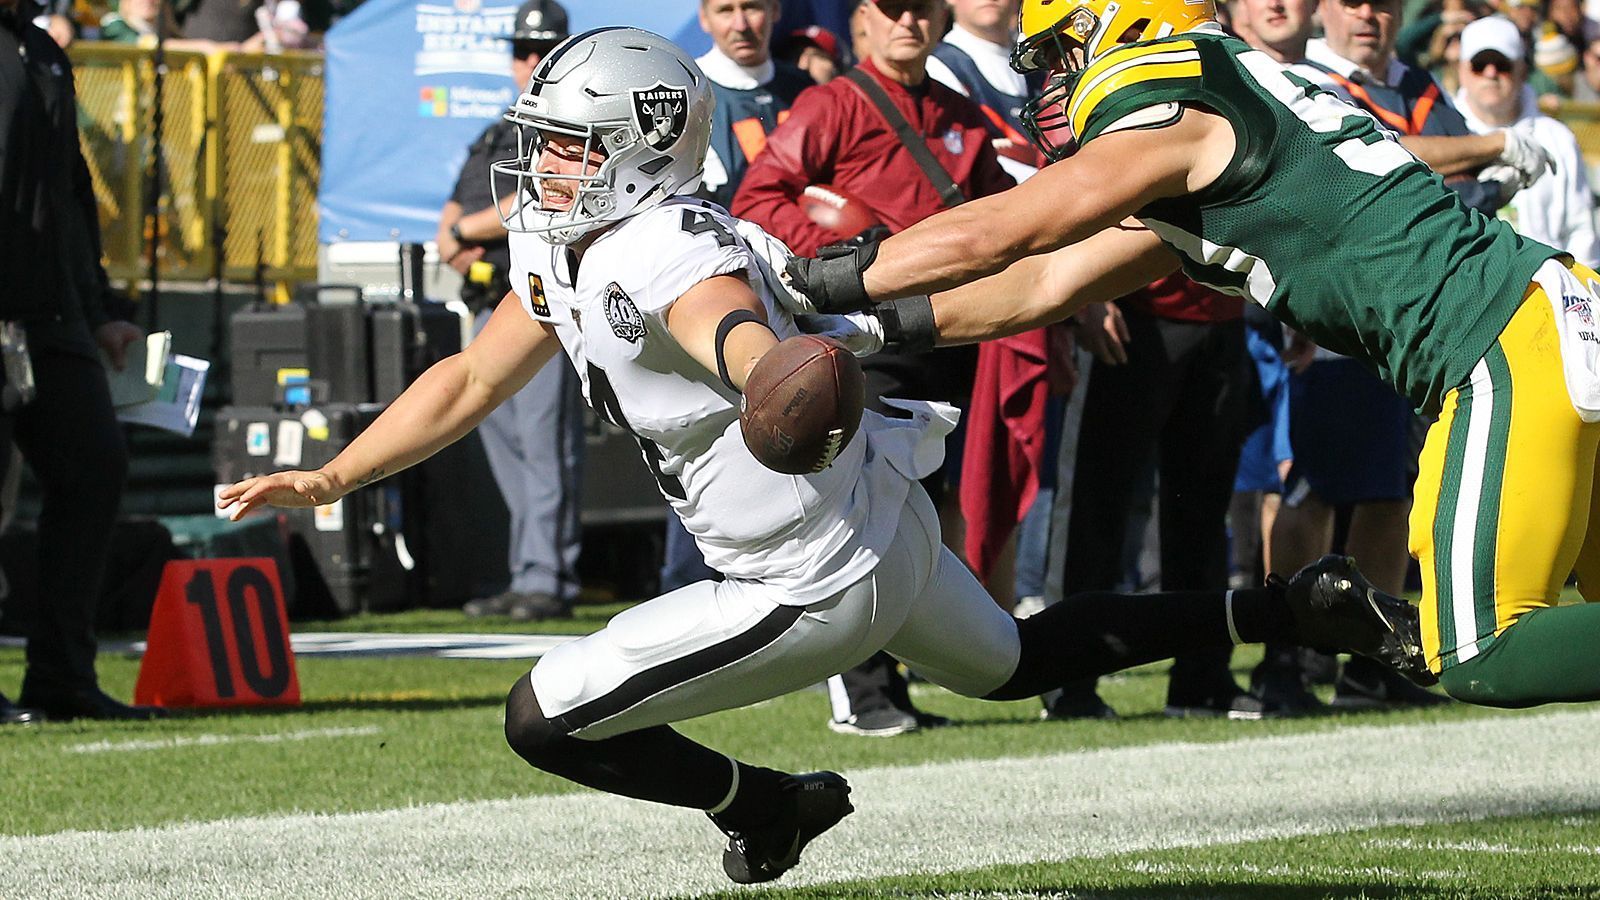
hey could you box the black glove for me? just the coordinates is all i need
[784,239,881,314]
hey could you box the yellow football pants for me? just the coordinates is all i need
[1410,259,1600,676]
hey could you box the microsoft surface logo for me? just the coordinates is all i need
[418,86,448,117]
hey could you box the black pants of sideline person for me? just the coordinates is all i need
[1049,307,1251,714]
[1,319,128,700]
[829,349,972,731]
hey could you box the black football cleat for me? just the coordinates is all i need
[712,771,854,884]
[1279,555,1437,687]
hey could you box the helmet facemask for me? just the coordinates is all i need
[1012,7,1102,162]
[494,111,629,244]
[1012,0,1215,160]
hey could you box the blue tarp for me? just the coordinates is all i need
[319,1,714,243]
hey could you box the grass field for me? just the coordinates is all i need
[3,608,1598,899]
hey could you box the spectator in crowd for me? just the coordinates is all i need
[1048,275,1259,720]
[1396,0,1485,79]
[1533,20,1580,93]
[1500,0,1545,36]
[776,24,844,83]
[927,0,1047,178]
[177,0,308,50]
[733,0,1014,736]
[30,0,72,47]
[1548,0,1599,51]
[1494,0,1571,94]
[0,0,161,723]
[1547,0,1600,97]
[774,0,857,49]
[1457,15,1600,264]
[654,0,818,598]
[1228,305,1294,593]
[699,0,817,210]
[1304,0,1544,215]
[436,0,582,622]
[99,0,180,42]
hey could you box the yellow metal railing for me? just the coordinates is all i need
[1555,100,1600,173]
[68,44,323,288]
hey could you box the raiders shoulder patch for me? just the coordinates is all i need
[527,273,550,318]
[631,82,688,151]
[605,282,646,343]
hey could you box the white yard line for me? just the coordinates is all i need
[1368,837,1600,856]
[64,726,383,754]
[6,708,1600,899]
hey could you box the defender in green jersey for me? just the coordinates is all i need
[785,0,1600,707]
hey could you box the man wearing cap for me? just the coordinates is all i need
[777,24,843,83]
[434,0,584,622]
[1457,15,1600,264]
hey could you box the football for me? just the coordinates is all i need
[798,184,883,241]
[740,335,865,475]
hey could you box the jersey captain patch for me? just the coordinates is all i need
[527,273,550,318]
[1067,39,1202,142]
[605,282,647,343]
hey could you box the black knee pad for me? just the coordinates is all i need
[504,675,575,764]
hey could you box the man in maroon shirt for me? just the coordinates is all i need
[733,0,1015,737]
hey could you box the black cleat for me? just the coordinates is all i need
[1331,657,1453,710]
[1279,555,1437,687]
[712,771,854,884]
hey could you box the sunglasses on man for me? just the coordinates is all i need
[873,0,941,19]
[513,39,555,61]
[1469,50,1517,74]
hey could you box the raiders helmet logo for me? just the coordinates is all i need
[604,282,647,343]
[630,82,689,151]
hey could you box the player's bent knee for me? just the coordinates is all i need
[504,675,575,764]
[1436,659,1542,709]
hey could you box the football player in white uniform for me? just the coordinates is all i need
[219,27,1428,886]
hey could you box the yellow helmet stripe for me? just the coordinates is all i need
[1074,39,1197,99]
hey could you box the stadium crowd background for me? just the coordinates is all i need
[7,0,1600,724]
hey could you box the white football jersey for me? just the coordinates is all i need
[508,197,955,604]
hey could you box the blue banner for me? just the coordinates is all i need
[320,0,712,244]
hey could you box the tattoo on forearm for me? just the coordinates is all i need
[355,467,385,487]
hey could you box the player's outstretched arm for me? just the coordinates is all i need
[217,292,560,521]
[785,107,1235,311]
[665,273,780,392]
[921,223,1180,345]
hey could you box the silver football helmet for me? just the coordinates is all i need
[492,27,714,244]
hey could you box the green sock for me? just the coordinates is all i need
[1439,604,1600,708]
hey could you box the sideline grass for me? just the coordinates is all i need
[0,633,1510,838]
[713,812,1600,899]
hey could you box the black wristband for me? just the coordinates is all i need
[875,296,937,354]
[715,309,769,392]
[811,241,880,313]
